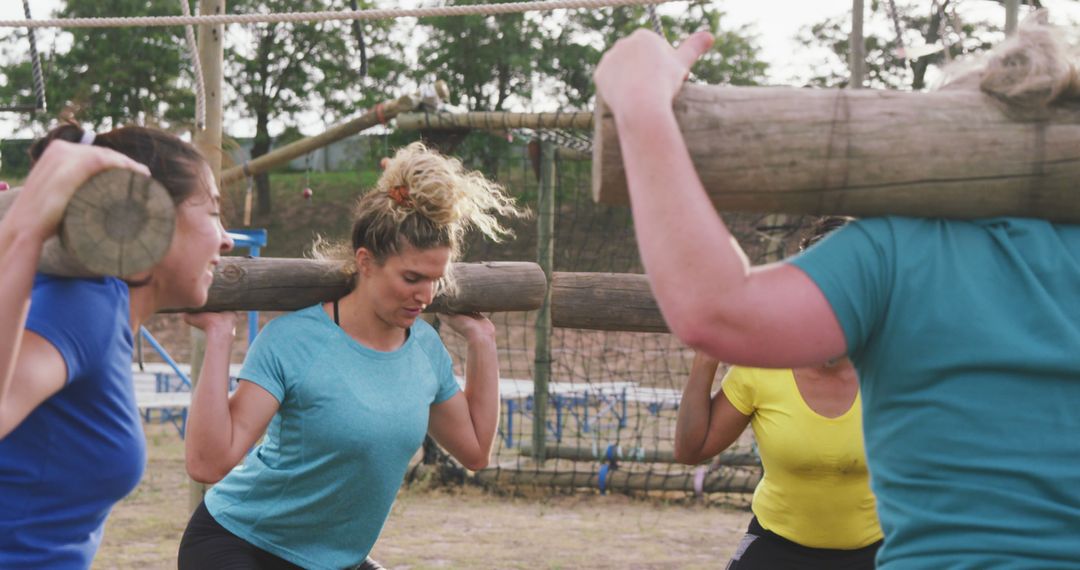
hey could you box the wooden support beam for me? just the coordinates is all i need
[220,94,417,185]
[518,443,760,466]
[551,272,666,333]
[474,465,761,493]
[173,259,547,313]
[0,170,175,277]
[396,111,593,132]
[593,85,1080,222]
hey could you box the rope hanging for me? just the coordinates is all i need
[178,0,206,130]
[0,0,680,29]
[22,0,46,112]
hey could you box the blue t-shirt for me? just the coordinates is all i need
[0,275,144,569]
[205,305,460,569]
[790,217,1080,568]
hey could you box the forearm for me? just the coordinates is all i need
[614,105,753,347]
[185,329,240,480]
[674,354,721,464]
[461,333,500,463]
[0,226,44,411]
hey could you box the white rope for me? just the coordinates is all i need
[178,0,206,130]
[0,0,679,29]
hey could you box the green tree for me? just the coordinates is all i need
[797,0,1005,90]
[0,0,193,130]
[226,0,405,217]
[550,2,767,108]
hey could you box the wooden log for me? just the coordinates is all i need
[396,111,593,132]
[221,93,418,185]
[474,465,761,493]
[593,85,1080,222]
[174,258,547,313]
[518,443,760,466]
[0,169,175,277]
[551,272,666,333]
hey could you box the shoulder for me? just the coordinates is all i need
[409,319,451,364]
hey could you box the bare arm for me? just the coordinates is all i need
[427,314,499,471]
[183,312,279,483]
[673,353,751,465]
[0,142,150,436]
[594,32,846,368]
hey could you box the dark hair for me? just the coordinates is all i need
[29,122,209,206]
[799,216,853,252]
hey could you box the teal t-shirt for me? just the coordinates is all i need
[790,217,1080,569]
[204,305,460,569]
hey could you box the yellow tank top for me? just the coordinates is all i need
[721,366,883,549]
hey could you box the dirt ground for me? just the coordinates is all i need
[93,425,752,569]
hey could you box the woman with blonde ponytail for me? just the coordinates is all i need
[179,143,525,570]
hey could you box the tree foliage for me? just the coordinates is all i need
[797,0,1005,90]
[0,0,192,130]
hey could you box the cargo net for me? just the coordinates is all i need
[424,131,812,505]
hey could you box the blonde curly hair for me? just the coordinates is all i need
[939,10,1080,117]
[313,142,527,294]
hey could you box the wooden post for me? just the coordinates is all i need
[592,84,1080,222]
[220,94,419,185]
[1005,0,1020,36]
[850,0,866,89]
[168,259,546,313]
[0,170,174,277]
[189,0,225,512]
[532,142,556,464]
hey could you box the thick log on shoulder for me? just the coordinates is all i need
[176,258,546,313]
[518,443,760,466]
[594,85,1080,222]
[474,465,761,493]
[551,272,666,333]
[0,169,175,277]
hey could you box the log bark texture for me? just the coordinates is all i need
[594,85,1080,222]
[551,272,666,333]
[0,169,175,277]
[178,258,547,313]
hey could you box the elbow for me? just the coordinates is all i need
[671,442,700,466]
[185,452,229,484]
[460,452,490,471]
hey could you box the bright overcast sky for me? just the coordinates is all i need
[1,0,1078,138]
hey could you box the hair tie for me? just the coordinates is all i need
[388,185,412,208]
[79,130,96,145]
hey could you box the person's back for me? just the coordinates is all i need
[792,216,1080,567]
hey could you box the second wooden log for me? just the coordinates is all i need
[593,85,1080,222]
[179,258,547,313]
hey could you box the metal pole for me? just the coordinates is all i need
[189,0,225,513]
[850,0,866,89]
[532,141,556,463]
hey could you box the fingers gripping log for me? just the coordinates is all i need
[181,259,547,313]
[0,169,175,277]
[593,86,1080,222]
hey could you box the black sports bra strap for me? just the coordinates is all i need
[333,299,340,326]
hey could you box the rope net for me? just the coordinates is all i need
[427,129,812,504]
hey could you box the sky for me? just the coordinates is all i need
[0,0,1078,138]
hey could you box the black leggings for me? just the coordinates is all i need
[178,501,385,570]
[726,516,881,570]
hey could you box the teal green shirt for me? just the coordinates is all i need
[791,217,1080,569]
[205,305,459,569]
